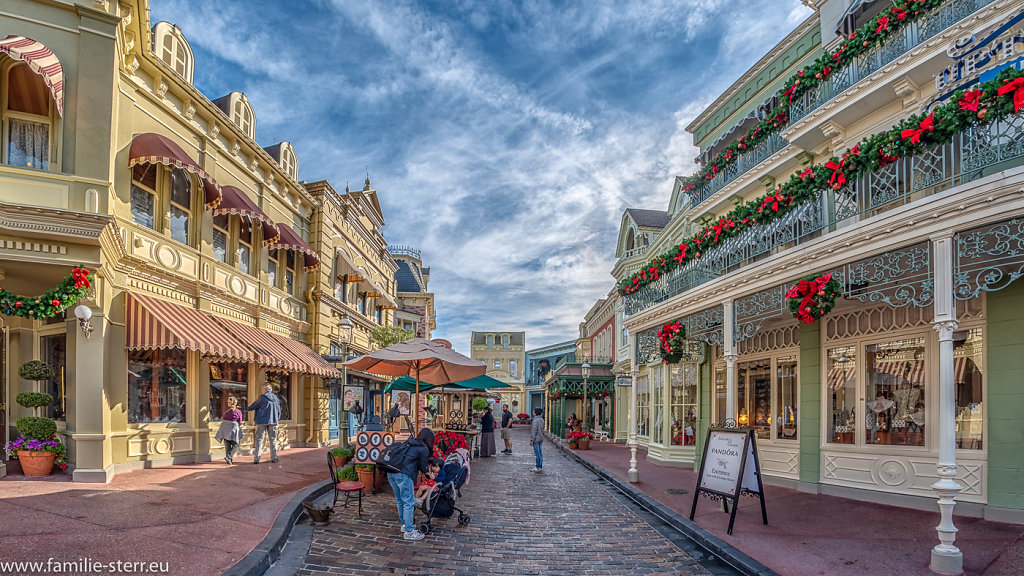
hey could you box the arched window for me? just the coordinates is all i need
[3,62,54,169]
[231,95,254,139]
[625,228,635,252]
[281,143,297,179]
[152,22,194,83]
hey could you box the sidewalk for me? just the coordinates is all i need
[566,438,1023,576]
[0,447,327,576]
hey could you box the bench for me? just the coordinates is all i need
[328,454,364,516]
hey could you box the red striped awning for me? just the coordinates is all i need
[129,133,221,209]
[213,316,306,372]
[828,365,855,390]
[126,293,254,361]
[0,36,64,116]
[214,185,279,245]
[273,223,320,270]
[267,331,341,378]
[905,360,925,385]
[954,356,968,384]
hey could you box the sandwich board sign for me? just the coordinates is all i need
[689,426,768,535]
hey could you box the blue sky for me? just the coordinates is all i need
[151,0,812,353]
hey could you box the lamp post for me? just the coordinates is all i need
[581,362,591,432]
[337,316,354,448]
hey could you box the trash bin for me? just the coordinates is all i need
[302,501,333,525]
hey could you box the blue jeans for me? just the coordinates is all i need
[387,472,415,532]
[533,441,543,469]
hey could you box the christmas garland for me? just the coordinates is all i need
[0,267,93,319]
[619,67,1024,297]
[786,273,841,324]
[678,0,945,192]
[657,321,687,364]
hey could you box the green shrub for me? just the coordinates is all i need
[18,360,55,381]
[472,397,489,412]
[329,446,354,460]
[16,416,57,440]
[15,392,53,409]
[355,464,373,470]
[339,464,358,481]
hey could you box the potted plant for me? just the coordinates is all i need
[566,431,580,449]
[568,431,593,450]
[329,446,354,468]
[7,361,66,476]
[355,464,375,494]
[338,463,358,481]
[517,413,530,424]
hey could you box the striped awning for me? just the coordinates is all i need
[213,317,306,373]
[0,35,64,116]
[214,185,279,245]
[273,223,320,270]
[267,332,342,378]
[827,366,856,390]
[954,356,969,384]
[129,133,221,209]
[126,294,254,361]
[874,360,926,385]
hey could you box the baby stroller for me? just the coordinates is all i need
[418,451,470,534]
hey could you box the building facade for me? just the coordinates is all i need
[614,0,1024,568]
[524,339,576,415]
[470,331,526,410]
[389,246,435,340]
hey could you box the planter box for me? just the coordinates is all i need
[17,451,54,476]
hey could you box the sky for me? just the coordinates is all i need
[151,0,813,353]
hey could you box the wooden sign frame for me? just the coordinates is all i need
[689,426,768,535]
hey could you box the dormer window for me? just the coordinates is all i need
[152,22,194,83]
[232,97,253,138]
[281,144,297,179]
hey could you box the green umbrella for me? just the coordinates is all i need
[384,376,439,394]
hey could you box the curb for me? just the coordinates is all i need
[221,480,333,576]
[547,433,779,576]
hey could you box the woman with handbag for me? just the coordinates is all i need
[215,396,244,464]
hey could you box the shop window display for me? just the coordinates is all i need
[954,329,983,450]
[636,376,649,437]
[714,366,726,425]
[41,333,66,421]
[128,348,187,423]
[776,356,798,441]
[266,371,291,420]
[670,364,697,446]
[652,368,664,444]
[827,346,857,444]
[737,359,771,439]
[865,337,926,447]
[209,362,248,421]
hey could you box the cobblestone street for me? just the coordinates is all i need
[299,428,713,576]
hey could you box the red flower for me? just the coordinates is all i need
[878,148,899,168]
[900,111,935,144]
[998,77,1024,112]
[892,8,907,21]
[875,16,890,34]
[71,267,92,289]
[799,167,814,179]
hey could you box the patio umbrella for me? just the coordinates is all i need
[344,338,486,430]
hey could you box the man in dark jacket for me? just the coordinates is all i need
[245,384,281,464]
[500,405,515,454]
[387,428,434,541]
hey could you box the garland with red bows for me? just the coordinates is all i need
[0,267,93,319]
[657,321,687,364]
[786,273,841,324]
[618,67,1024,297]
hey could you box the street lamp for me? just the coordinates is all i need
[581,362,591,432]
[338,315,354,448]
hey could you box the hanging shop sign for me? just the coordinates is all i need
[690,427,768,535]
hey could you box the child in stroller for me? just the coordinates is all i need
[417,452,470,535]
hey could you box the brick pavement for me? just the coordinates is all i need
[299,426,714,576]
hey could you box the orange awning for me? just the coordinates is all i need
[213,317,306,373]
[126,294,254,361]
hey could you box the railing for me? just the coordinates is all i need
[624,112,1024,316]
[788,0,997,126]
[387,245,421,259]
[692,131,789,206]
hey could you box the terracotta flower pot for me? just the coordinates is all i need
[568,441,578,449]
[374,469,387,493]
[578,439,591,450]
[18,450,55,476]
[356,468,375,494]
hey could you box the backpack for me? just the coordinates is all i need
[376,440,412,473]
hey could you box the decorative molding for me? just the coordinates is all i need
[0,202,112,241]
[892,76,920,108]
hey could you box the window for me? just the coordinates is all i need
[954,328,984,450]
[266,371,291,420]
[281,145,297,179]
[168,168,191,245]
[291,213,309,242]
[41,334,66,421]
[209,362,247,421]
[714,366,726,426]
[502,335,509,350]
[737,359,771,439]
[865,337,926,447]
[130,164,157,229]
[509,360,517,378]
[154,22,194,83]
[636,376,650,436]
[486,335,494,349]
[493,359,501,371]
[827,346,857,445]
[4,64,52,170]
[652,367,664,444]
[776,356,798,441]
[375,306,382,324]
[670,364,697,446]
[267,251,278,287]
[357,292,366,314]
[212,214,229,263]
[232,97,253,138]
[237,220,252,275]
[128,348,187,423]
[161,33,188,78]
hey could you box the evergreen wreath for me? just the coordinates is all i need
[0,267,93,319]
[786,272,841,324]
[657,321,687,364]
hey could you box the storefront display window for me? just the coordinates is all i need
[636,376,649,437]
[714,366,726,425]
[776,356,798,441]
[865,337,926,446]
[954,329,983,450]
[827,346,856,444]
[652,367,664,444]
[737,359,771,439]
[209,362,248,421]
[266,371,291,420]
[670,364,697,446]
[128,348,187,423]
[41,334,66,421]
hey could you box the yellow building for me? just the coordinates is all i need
[470,331,526,411]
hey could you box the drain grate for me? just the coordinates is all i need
[665,488,689,495]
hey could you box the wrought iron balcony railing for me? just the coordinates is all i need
[624,112,1024,316]
[788,0,997,126]
[692,131,789,207]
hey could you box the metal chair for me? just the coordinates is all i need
[328,453,364,516]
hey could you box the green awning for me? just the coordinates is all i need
[385,376,440,394]
[383,373,511,393]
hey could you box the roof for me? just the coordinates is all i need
[262,142,283,162]
[625,209,670,229]
[395,258,424,293]
[471,332,525,346]
[211,94,232,116]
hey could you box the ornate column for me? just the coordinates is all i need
[628,364,639,483]
[723,301,737,422]
[930,235,963,575]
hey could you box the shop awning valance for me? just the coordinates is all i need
[273,223,319,270]
[828,366,855,390]
[214,185,279,245]
[268,332,342,378]
[213,316,306,373]
[126,293,254,361]
[873,360,925,384]
[129,132,221,209]
[0,35,64,117]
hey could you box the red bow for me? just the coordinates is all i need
[892,8,906,21]
[900,111,934,144]
[878,147,899,168]
[760,192,787,213]
[998,77,1024,112]
[958,89,983,111]
[784,83,797,104]
[673,242,689,264]
[711,218,735,242]
[831,46,845,63]
[875,16,890,34]
[71,267,91,289]
[825,159,846,189]
[648,265,659,280]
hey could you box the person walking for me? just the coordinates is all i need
[245,384,281,464]
[500,405,514,454]
[530,407,545,472]
[479,406,496,457]
[387,427,434,541]
[214,396,244,464]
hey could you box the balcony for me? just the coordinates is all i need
[624,111,1024,316]
[788,0,998,126]
[691,132,789,207]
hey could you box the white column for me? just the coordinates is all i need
[930,235,963,575]
[723,301,737,423]
[628,363,639,483]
